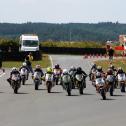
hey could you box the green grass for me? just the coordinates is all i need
[2,54,51,68]
[95,58,126,72]
[41,41,104,48]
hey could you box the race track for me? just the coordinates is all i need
[0,55,126,126]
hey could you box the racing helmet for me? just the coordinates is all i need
[55,64,59,69]
[46,67,52,73]
[12,67,17,71]
[63,69,68,74]
[97,66,102,70]
[118,67,122,70]
[36,64,41,69]
[22,62,27,66]
[77,67,82,72]
[70,66,76,70]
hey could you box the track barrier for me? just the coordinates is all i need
[83,54,126,59]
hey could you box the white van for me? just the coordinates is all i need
[19,34,39,52]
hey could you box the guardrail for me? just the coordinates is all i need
[0,46,106,60]
[40,47,106,55]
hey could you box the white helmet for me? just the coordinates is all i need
[63,69,68,74]
[22,62,26,66]
[36,64,41,69]
[12,67,17,71]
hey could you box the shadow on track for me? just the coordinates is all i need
[67,94,80,96]
[24,84,33,86]
[82,93,95,96]
[50,91,63,94]
[17,92,29,94]
[113,94,125,97]
[37,88,47,91]
[101,98,116,100]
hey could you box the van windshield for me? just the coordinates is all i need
[23,40,38,47]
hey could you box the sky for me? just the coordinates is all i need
[0,0,125,23]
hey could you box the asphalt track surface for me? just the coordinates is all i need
[0,55,126,126]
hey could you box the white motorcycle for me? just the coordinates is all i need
[117,73,126,92]
[62,74,72,96]
[106,75,114,96]
[90,68,96,81]
[75,74,86,95]
[95,77,106,100]
[20,67,28,85]
[54,69,61,85]
[33,71,42,90]
[45,73,54,93]
[11,73,21,94]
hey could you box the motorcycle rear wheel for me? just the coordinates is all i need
[47,82,52,93]
[35,82,39,90]
[101,89,106,100]
[14,87,18,94]
[67,84,71,96]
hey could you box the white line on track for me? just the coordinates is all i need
[49,55,53,68]
[0,73,6,78]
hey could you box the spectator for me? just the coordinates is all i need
[27,52,33,62]
[25,56,33,74]
[108,47,114,62]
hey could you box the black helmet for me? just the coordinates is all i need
[92,63,96,67]
[107,68,112,72]
[70,66,76,70]
[110,65,114,69]
[77,67,82,72]
[55,64,59,69]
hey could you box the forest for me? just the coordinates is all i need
[0,22,125,42]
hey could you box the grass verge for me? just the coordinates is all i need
[95,58,126,72]
[2,54,51,68]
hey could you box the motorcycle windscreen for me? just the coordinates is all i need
[34,72,41,79]
[11,74,20,81]
[118,74,126,81]
[62,75,71,83]
[106,75,114,82]
[20,68,28,75]
[96,78,105,85]
[45,74,53,81]
[75,74,83,81]
[54,69,61,75]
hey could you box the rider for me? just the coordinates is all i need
[19,62,29,80]
[46,67,53,74]
[34,65,44,77]
[61,69,71,89]
[33,65,44,84]
[19,62,29,71]
[74,67,87,88]
[95,66,105,80]
[109,65,117,73]
[96,66,103,73]
[109,65,117,87]
[89,64,97,80]
[53,64,62,74]
[69,66,76,73]
[95,66,105,91]
[7,67,21,85]
[69,66,76,89]
[106,68,113,76]
[91,64,97,70]
[74,67,87,77]
[116,67,125,76]
[53,64,62,85]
